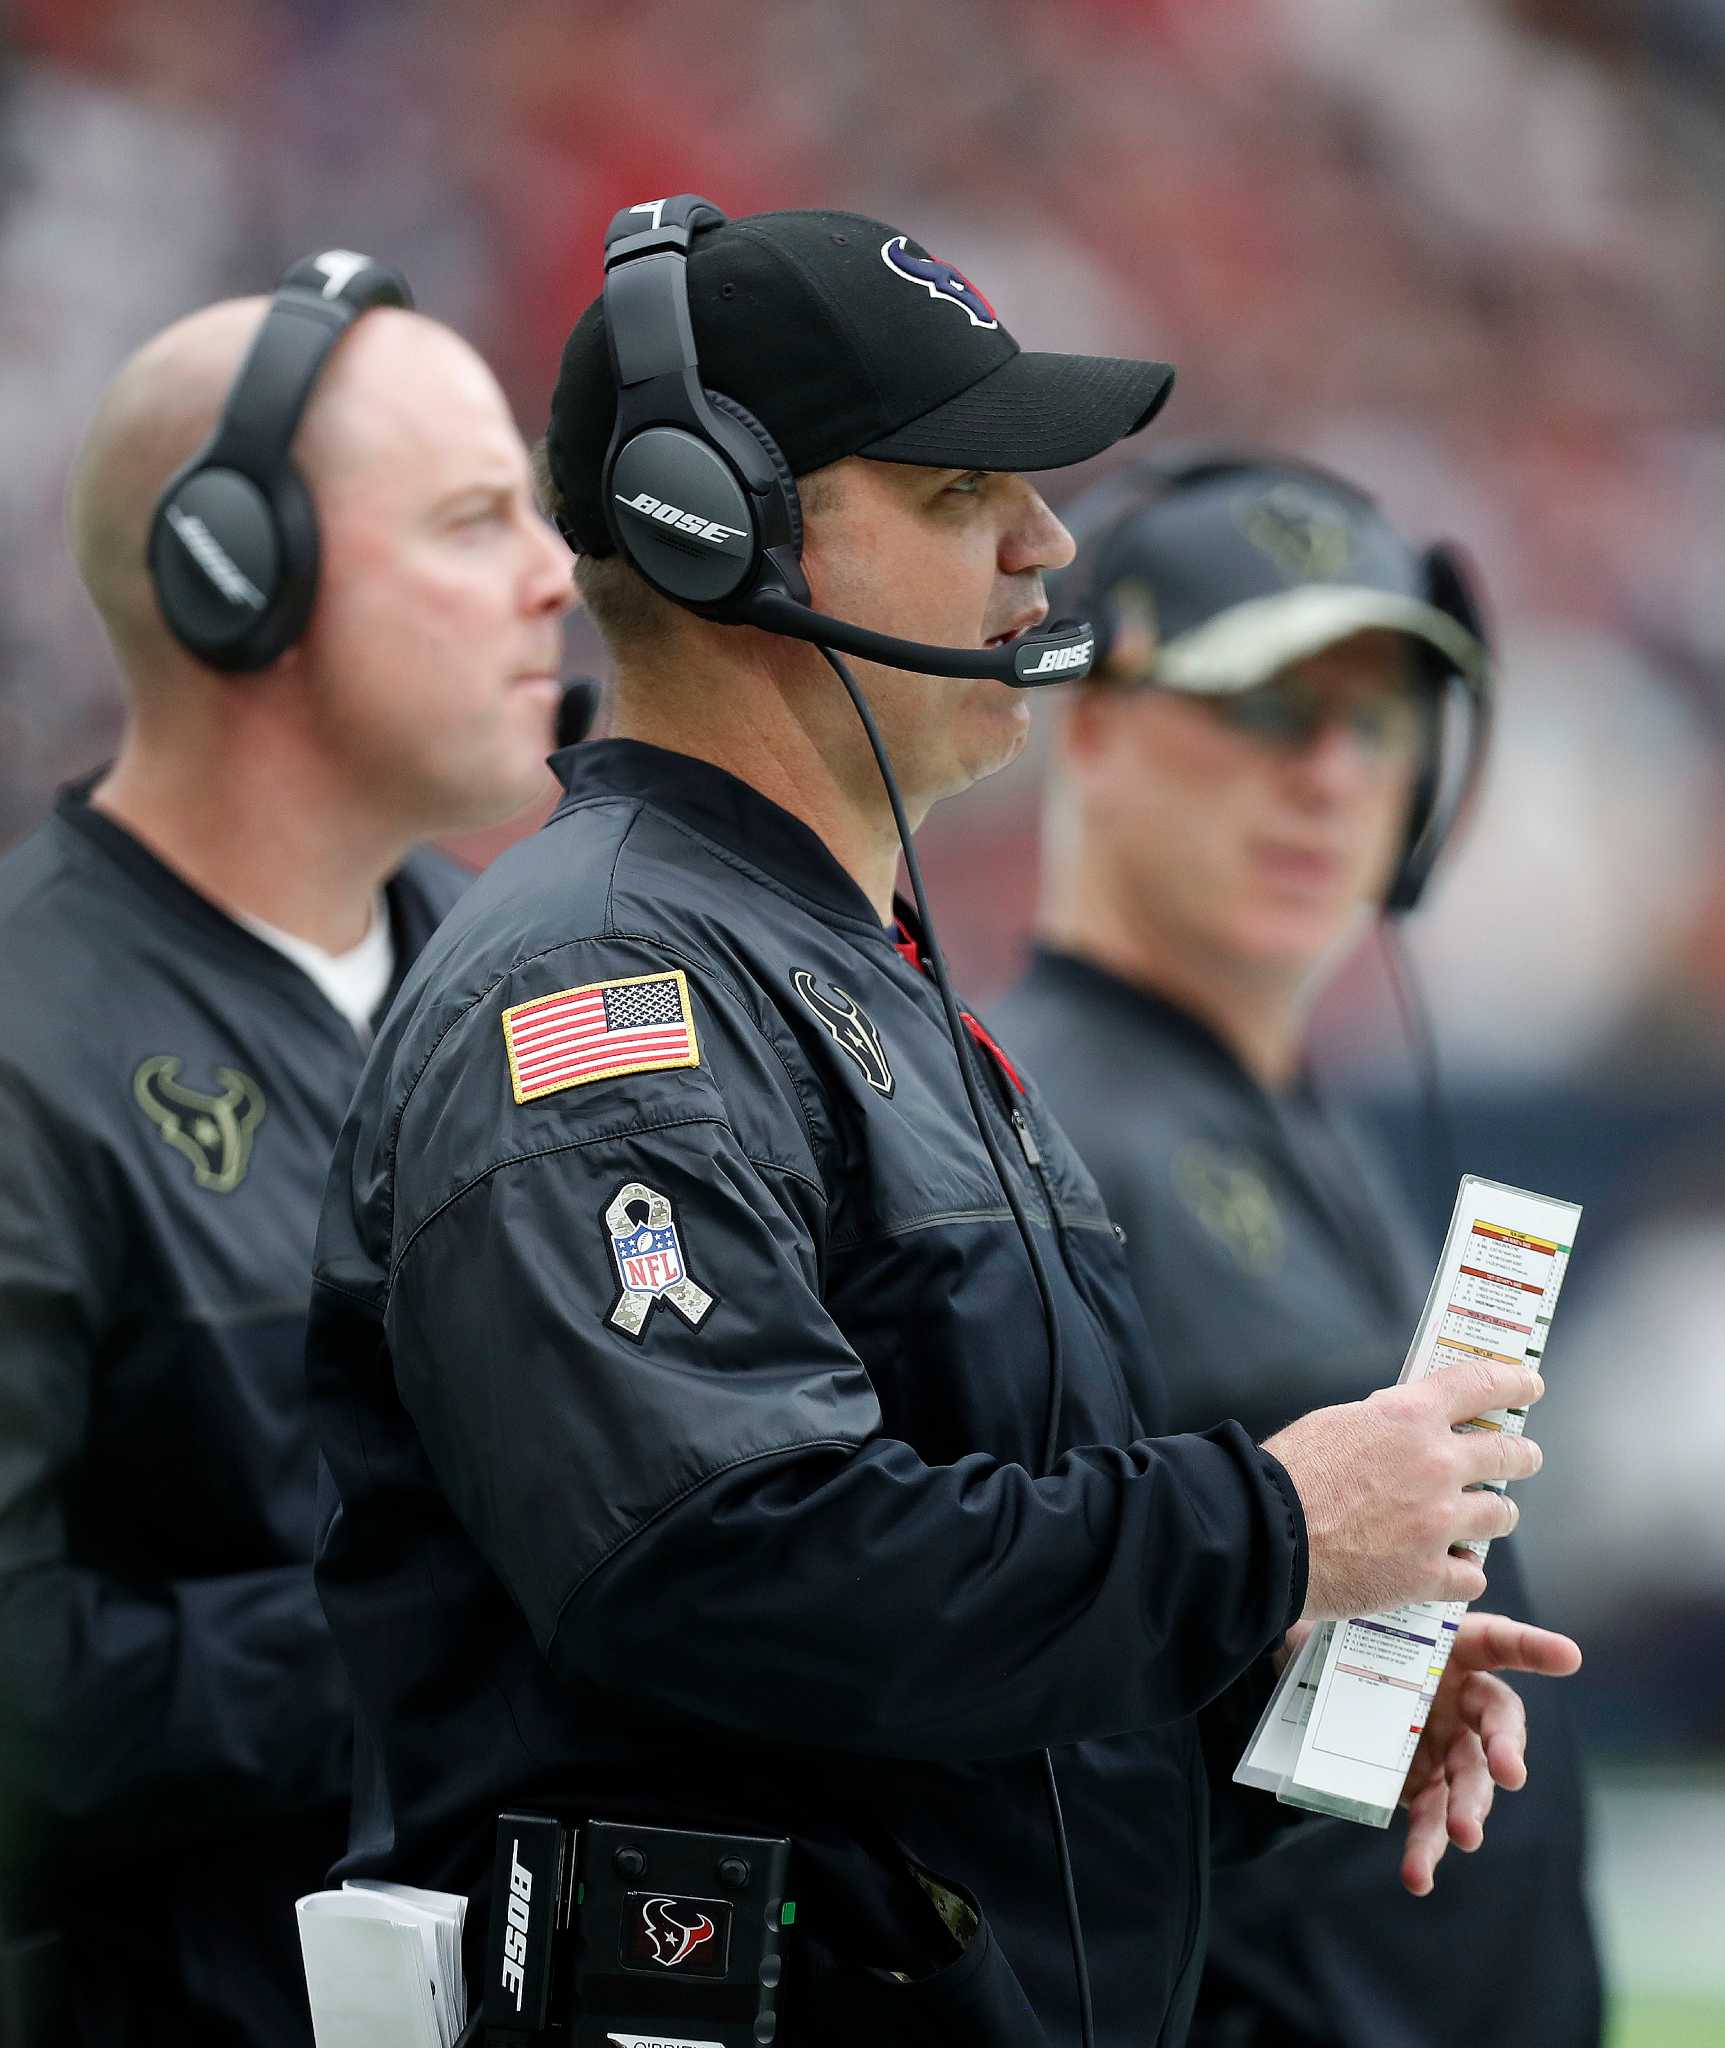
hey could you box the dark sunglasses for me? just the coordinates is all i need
[1194,671,1430,761]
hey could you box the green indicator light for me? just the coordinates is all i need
[780,1901,797,1927]
[576,1882,585,1905]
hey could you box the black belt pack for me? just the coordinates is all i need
[480,1814,794,2048]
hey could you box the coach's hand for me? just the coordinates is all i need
[1397,1611,1582,1894]
[1263,1358,1545,1621]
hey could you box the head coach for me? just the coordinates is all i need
[0,255,571,2044]
[306,200,1578,2048]
[995,451,1602,2045]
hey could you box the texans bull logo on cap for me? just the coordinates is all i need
[879,235,998,329]
[1237,482,1356,584]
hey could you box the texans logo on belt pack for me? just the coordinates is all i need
[623,1893,732,1977]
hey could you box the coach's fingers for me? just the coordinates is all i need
[1454,1486,1520,1548]
[1458,1668,1532,1791]
[1457,1612,1583,1680]
[1455,1427,1542,1489]
[1437,1360,1542,1426]
[1443,1723,1495,1851]
[1400,1772,1452,1896]
[1437,1549,1490,1604]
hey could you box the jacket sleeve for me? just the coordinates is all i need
[385,943,1308,1763]
[0,1070,348,1855]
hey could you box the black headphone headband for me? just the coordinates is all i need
[148,250,412,674]
[597,196,807,615]
[595,193,1098,686]
[1055,445,1495,914]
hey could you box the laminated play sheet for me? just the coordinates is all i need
[1236,1176,1579,1826]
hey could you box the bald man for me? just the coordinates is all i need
[0,267,572,2045]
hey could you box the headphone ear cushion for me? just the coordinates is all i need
[150,462,317,673]
[705,390,803,556]
[210,464,320,672]
[247,461,321,667]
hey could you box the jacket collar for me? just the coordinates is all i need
[1022,944,1318,1105]
[550,739,888,935]
[53,776,436,1029]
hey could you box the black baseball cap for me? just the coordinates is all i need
[547,207,1176,557]
[1059,455,1488,692]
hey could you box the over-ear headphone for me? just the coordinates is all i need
[149,249,413,673]
[592,193,1096,687]
[1053,447,1495,913]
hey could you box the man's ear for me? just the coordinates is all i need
[789,458,849,591]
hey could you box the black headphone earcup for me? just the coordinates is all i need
[143,250,400,675]
[248,461,321,669]
[706,390,803,557]
[151,461,319,674]
[149,465,279,668]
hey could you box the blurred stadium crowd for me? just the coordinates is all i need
[3,0,1723,1832]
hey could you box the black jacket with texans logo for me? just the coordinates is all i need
[307,740,1310,2048]
[0,786,465,2046]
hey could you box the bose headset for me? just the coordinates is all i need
[588,193,1097,686]
[1050,446,1496,914]
[148,248,414,672]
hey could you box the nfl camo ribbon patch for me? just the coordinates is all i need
[502,970,700,1103]
[605,1182,714,1338]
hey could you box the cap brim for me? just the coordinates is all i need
[1155,586,1488,695]
[856,350,1175,473]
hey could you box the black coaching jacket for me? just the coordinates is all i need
[996,949,1603,2048]
[0,786,465,2047]
[307,740,1309,2048]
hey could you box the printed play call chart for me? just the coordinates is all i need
[1236,1177,1580,1827]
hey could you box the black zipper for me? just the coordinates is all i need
[994,1085,1136,1440]
[1010,1106,1041,1173]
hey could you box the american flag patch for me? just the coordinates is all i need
[502,970,700,1104]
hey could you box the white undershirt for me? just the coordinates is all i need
[237,893,395,1046]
